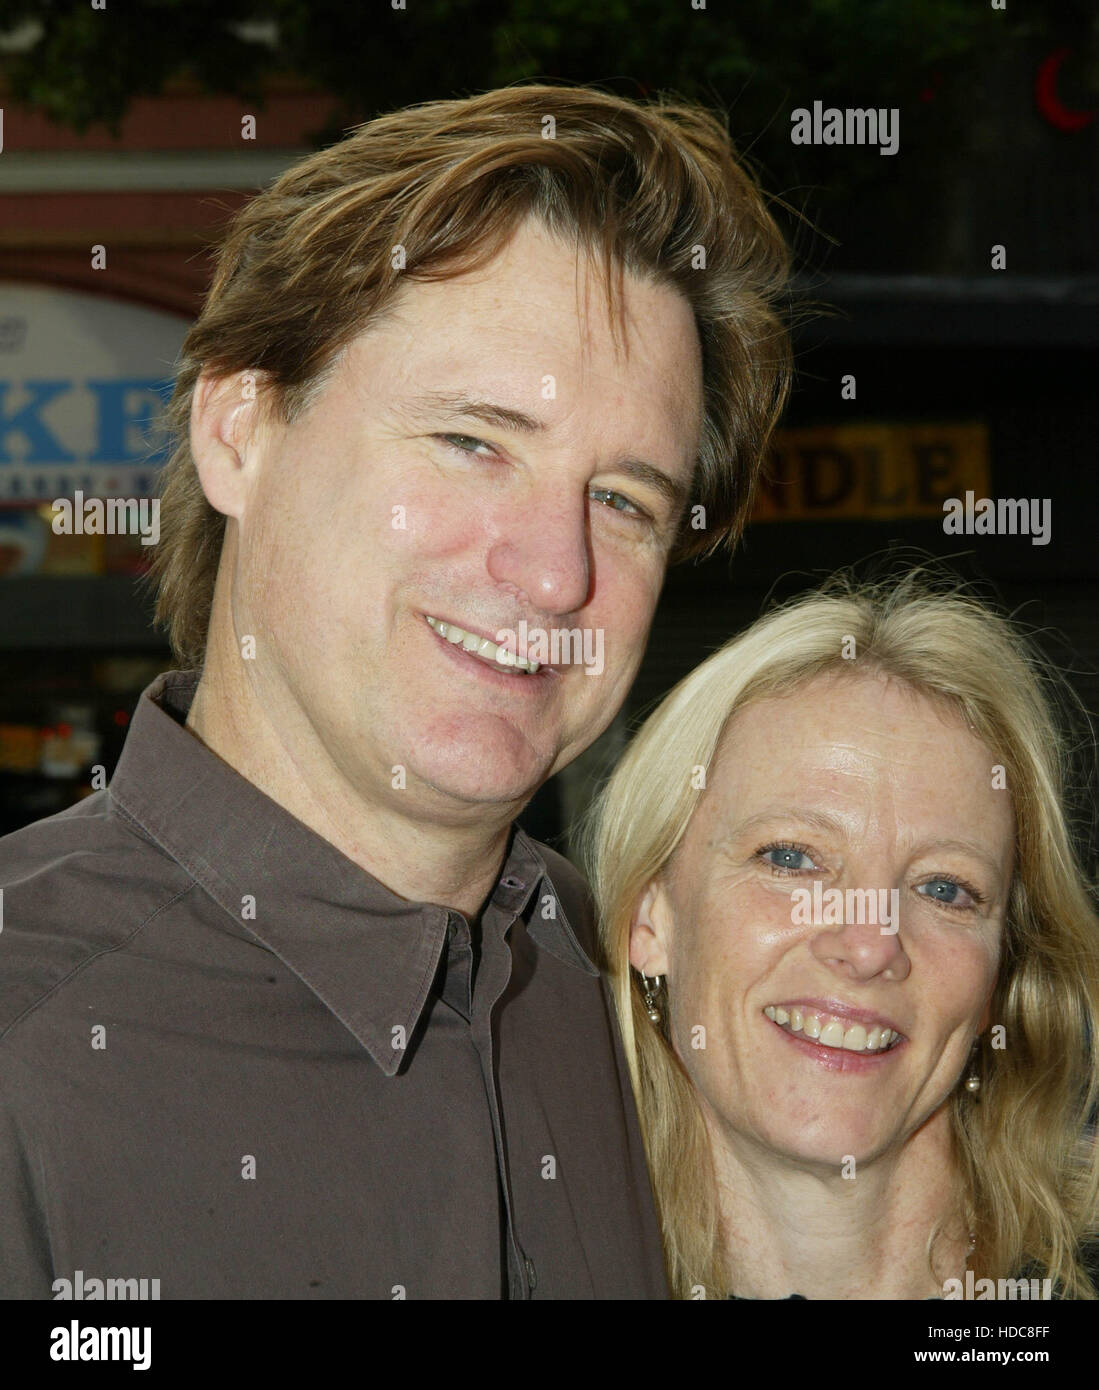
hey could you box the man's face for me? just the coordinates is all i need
[218,216,704,825]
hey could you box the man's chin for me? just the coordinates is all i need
[405,747,554,815]
[395,715,562,804]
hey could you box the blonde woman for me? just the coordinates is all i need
[582,571,1099,1299]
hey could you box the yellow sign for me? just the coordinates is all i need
[751,423,990,522]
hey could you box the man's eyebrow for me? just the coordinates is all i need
[405,390,545,435]
[400,390,691,515]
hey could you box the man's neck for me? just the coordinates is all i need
[708,1107,968,1300]
[182,656,516,921]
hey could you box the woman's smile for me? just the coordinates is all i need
[764,1000,905,1053]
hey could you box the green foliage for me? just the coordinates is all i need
[2,0,1091,271]
[1,0,1008,140]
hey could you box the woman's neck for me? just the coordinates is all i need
[708,1108,970,1300]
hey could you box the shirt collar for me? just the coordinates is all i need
[108,670,597,1073]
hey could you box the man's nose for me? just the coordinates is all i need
[485,483,592,617]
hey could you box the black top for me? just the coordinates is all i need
[726,1242,1099,1300]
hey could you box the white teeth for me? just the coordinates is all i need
[766,1006,900,1054]
[425,615,541,673]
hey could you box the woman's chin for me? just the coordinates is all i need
[745,1118,892,1171]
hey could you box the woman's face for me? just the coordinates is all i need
[629,671,1015,1169]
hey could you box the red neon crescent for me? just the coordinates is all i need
[1035,47,1096,132]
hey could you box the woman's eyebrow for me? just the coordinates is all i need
[720,807,849,841]
[910,837,1006,878]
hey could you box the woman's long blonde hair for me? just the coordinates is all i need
[580,568,1099,1298]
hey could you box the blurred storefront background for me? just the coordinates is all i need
[0,72,340,832]
[1,6,1096,850]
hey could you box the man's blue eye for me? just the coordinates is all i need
[434,443,649,521]
[590,487,643,517]
[438,433,491,455]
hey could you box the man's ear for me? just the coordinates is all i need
[189,369,266,521]
[628,878,673,978]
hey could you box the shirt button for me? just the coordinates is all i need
[525,1256,537,1291]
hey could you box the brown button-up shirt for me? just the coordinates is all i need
[0,670,666,1299]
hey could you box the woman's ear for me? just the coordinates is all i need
[628,878,673,978]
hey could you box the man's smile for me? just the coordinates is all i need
[422,612,558,690]
[425,613,544,672]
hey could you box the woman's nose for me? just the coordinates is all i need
[809,899,912,983]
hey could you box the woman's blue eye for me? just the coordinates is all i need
[917,878,976,908]
[762,846,817,871]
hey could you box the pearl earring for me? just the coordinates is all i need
[639,970,664,1025]
[964,1038,981,1094]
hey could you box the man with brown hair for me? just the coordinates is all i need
[0,83,790,1298]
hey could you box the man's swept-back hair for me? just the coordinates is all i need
[149,81,793,667]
